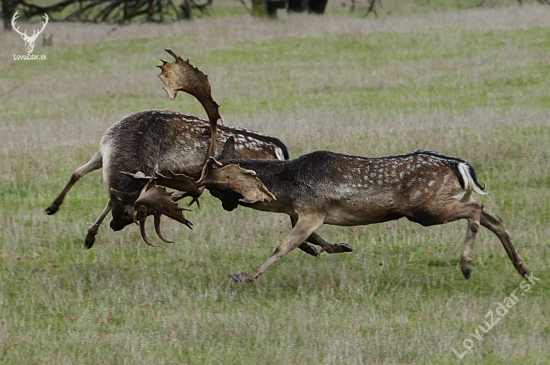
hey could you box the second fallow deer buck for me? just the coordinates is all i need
[199,150,529,282]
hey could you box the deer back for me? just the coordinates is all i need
[100,109,287,189]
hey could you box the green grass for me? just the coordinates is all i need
[1,4,549,364]
[3,26,550,121]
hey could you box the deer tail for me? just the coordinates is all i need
[457,162,486,195]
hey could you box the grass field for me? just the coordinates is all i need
[1,2,550,364]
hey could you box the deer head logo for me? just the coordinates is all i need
[11,11,49,54]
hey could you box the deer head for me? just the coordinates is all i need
[109,188,141,231]
[157,49,221,159]
[12,11,48,54]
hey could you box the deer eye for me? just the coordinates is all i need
[123,210,131,219]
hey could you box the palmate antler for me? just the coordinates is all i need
[130,158,275,247]
[199,158,276,203]
[158,49,221,160]
[133,185,193,247]
[122,169,194,246]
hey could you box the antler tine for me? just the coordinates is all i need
[172,188,204,208]
[139,218,158,247]
[37,13,48,35]
[165,49,179,59]
[134,205,158,247]
[188,196,201,208]
[153,213,174,243]
[133,185,194,246]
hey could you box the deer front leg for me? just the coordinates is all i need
[481,209,529,279]
[231,212,326,283]
[85,200,112,249]
[290,216,353,256]
[46,151,102,215]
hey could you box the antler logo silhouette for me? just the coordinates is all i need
[12,11,49,54]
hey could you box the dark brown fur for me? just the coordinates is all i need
[203,150,528,282]
[45,109,288,247]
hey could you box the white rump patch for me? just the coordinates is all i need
[275,147,285,161]
[457,163,486,195]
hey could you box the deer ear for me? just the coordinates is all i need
[219,136,235,161]
[110,188,139,202]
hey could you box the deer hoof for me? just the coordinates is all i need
[459,258,472,279]
[85,231,97,249]
[336,242,353,253]
[298,242,320,257]
[45,204,59,215]
[325,242,353,254]
[229,273,252,283]
[521,267,530,280]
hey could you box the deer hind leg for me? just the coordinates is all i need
[457,201,484,279]
[85,200,112,249]
[46,151,103,215]
[291,216,353,256]
[231,212,326,282]
[407,200,483,279]
[481,209,529,279]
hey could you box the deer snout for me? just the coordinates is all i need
[109,209,134,231]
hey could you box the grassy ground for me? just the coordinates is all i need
[1,3,550,364]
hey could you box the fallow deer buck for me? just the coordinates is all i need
[46,50,344,256]
[198,150,529,282]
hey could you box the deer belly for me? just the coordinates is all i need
[324,200,403,226]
